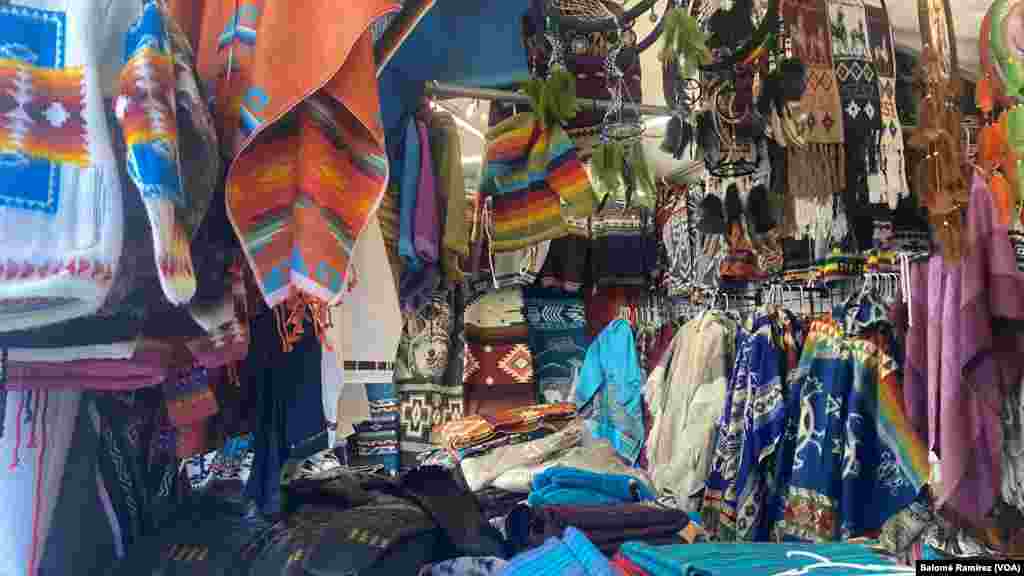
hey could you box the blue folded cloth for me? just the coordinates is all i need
[499,527,615,576]
[527,467,655,507]
[618,542,903,576]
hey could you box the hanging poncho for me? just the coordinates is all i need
[0,1,143,332]
[187,0,397,338]
[116,1,220,305]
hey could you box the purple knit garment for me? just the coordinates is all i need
[414,120,440,265]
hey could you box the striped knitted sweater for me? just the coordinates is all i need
[481,113,597,252]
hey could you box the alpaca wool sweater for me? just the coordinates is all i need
[480,113,597,252]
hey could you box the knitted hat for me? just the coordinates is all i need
[746,183,776,234]
[724,184,743,224]
[699,195,726,234]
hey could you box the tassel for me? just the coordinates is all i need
[978,74,994,115]
[10,392,24,470]
[25,390,37,449]
[28,390,48,576]
[991,172,1013,227]
[227,363,240,388]
[0,348,7,440]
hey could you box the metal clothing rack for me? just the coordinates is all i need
[424,81,675,117]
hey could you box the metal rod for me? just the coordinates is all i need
[425,81,675,117]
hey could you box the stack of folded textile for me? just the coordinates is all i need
[433,404,579,491]
[505,467,687,556]
[500,527,616,576]
[616,542,905,576]
[508,502,689,556]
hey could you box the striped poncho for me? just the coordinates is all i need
[480,113,597,252]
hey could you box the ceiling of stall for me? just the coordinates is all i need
[399,0,993,175]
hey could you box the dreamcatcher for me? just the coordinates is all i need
[686,0,784,178]
[977,0,1024,267]
[906,0,966,261]
[590,23,657,210]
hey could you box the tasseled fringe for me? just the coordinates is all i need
[28,390,48,576]
[227,363,240,388]
[273,289,334,353]
[785,143,846,237]
[0,347,7,440]
[10,392,24,470]
[26,390,37,449]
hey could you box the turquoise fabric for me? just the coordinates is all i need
[619,542,901,576]
[501,527,616,576]
[527,466,655,507]
[399,117,421,272]
[575,319,645,464]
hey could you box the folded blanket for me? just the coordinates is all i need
[492,441,652,493]
[500,527,615,576]
[435,403,577,452]
[618,542,901,576]
[508,503,689,556]
[5,340,174,390]
[528,467,655,507]
[610,552,649,576]
[459,423,583,492]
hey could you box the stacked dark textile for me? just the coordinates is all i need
[506,503,689,556]
[103,451,505,575]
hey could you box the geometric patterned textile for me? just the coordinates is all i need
[463,340,536,417]
[524,287,586,405]
[864,0,907,206]
[0,2,127,332]
[348,368,401,476]
[783,0,845,144]
[829,0,882,138]
[191,0,396,309]
[396,379,463,469]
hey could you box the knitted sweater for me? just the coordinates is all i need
[480,113,597,252]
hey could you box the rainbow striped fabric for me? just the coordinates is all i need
[774,313,928,542]
[481,113,596,252]
[118,1,198,305]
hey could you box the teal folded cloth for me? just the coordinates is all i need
[528,467,655,507]
[619,542,903,576]
[500,527,615,576]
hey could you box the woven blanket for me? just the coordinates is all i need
[524,287,587,404]
[463,339,536,417]
[0,2,139,332]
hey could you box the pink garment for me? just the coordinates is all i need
[414,120,440,264]
[5,344,173,391]
[903,260,928,442]
[926,256,945,454]
[939,174,1024,522]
